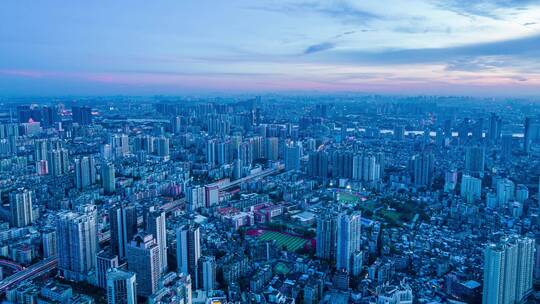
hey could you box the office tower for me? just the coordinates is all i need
[56,205,98,281]
[284,142,302,171]
[472,118,484,141]
[48,148,69,177]
[75,155,96,189]
[336,211,362,273]
[97,250,120,289]
[524,117,532,153]
[465,146,485,176]
[501,134,513,161]
[110,204,138,259]
[496,178,515,208]
[102,162,116,194]
[410,152,434,187]
[460,174,482,203]
[155,136,170,158]
[198,256,217,291]
[489,113,502,143]
[176,224,201,289]
[40,106,58,127]
[146,210,168,275]
[316,213,337,260]
[72,106,93,125]
[265,137,279,161]
[516,184,529,204]
[106,268,137,304]
[42,228,57,258]
[482,236,535,304]
[9,189,34,227]
[171,116,182,134]
[126,233,160,297]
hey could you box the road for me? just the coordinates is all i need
[0,257,57,293]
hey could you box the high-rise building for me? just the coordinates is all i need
[110,204,138,260]
[42,228,57,258]
[489,113,502,143]
[482,236,535,304]
[75,156,96,189]
[106,268,137,304]
[198,256,217,291]
[204,184,219,208]
[524,117,532,153]
[496,178,515,208]
[185,186,206,211]
[410,152,434,187]
[9,188,34,227]
[126,233,160,297]
[465,146,485,176]
[265,137,279,161]
[97,250,120,289]
[284,142,302,171]
[307,151,328,178]
[155,136,170,159]
[501,134,513,161]
[47,148,69,177]
[56,205,98,281]
[316,213,337,260]
[176,224,201,289]
[460,174,482,203]
[102,162,116,194]
[336,211,362,273]
[72,106,93,125]
[146,210,168,275]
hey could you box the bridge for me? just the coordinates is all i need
[219,164,284,191]
[0,257,58,293]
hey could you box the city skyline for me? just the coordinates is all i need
[1,0,540,97]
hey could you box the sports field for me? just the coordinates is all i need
[257,230,307,251]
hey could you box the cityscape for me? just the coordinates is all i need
[1,1,540,304]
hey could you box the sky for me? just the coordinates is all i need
[1,0,540,97]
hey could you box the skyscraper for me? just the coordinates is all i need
[146,210,168,275]
[460,174,482,203]
[336,211,362,273]
[56,205,98,281]
[75,155,96,189]
[198,256,217,291]
[501,134,513,161]
[106,268,137,304]
[316,213,337,260]
[176,224,201,289]
[72,106,93,125]
[126,233,160,297]
[47,148,69,177]
[489,113,502,143]
[284,142,302,171]
[9,188,34,227]
[482,236,535,304]
[110,204,138,260]
[102,162,116,194]
[410,152,434,187]
[155,136,170,159]
[41,228,57,258]
[465,146,485,176]
[97,250,120,289]
[524,117,532,153]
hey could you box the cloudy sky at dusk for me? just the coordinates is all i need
[1,0,540,96]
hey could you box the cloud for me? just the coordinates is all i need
[246,1,381,25]
[304,42,336,54]
[435,0,540,19]
[310,32,540,67]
